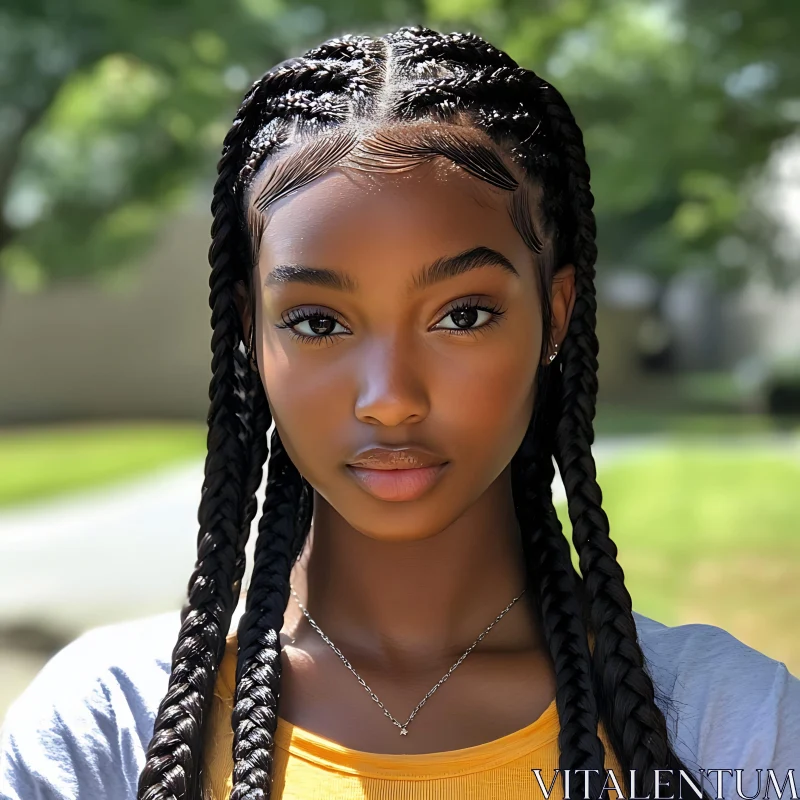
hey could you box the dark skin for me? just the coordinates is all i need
[234,154,577,755]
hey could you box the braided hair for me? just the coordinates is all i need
[137,26,709,800]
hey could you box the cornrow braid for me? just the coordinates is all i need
[511,365,608,800]
[392,26,504,65]
[142,25,711,800]
[304,33,376,63]
[233,362,272,601]
[539,83,701,800]
[230,430,310,800]
[137,74,271,800]
[137,64,314,799]
[388,69,563,202]
[238,49,384,199]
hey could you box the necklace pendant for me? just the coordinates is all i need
[288,584,527,745]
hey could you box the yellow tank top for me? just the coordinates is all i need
[201,633,623,799]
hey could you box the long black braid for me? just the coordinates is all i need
[136,70,276,800]
[138,26,709,800]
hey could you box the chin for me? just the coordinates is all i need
[349,519,452,544]
[336,487,474,544]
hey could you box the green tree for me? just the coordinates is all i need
[0,0,422,290]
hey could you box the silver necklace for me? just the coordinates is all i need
[288,584,527,736]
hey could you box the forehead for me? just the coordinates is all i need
[265,157,508,229]
[256,161,532,277]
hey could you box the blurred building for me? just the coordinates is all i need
[0,210,212,423]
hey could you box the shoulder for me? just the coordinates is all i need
[632,610,800,777]
[0,611,180,800]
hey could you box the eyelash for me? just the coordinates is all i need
[274,299,507,345]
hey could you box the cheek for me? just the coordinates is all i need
[259,340,352,480]
[432,336,539,461]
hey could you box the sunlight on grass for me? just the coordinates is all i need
[0,422,206,508]
[558,443,800,674]
[594,407,800,436]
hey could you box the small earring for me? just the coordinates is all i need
[548,342,559,363]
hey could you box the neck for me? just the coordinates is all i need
[290,466,541,671]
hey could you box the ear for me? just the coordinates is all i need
[233,280,252,345]
[540,263,576,365]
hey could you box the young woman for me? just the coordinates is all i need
[1,25,798,800]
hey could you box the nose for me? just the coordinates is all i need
[354,336,430,427]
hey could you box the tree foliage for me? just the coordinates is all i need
[0,0,423,288]
[1,0,798,290]
[428,0,800,284]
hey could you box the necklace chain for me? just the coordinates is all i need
[288,584,527,736]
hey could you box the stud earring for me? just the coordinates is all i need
[548,342,560,363]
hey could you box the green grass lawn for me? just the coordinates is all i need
[594,406,800,436]
[0,422,206,508]
[558,443,800,675]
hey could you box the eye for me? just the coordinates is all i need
[432,299,506,335]
[293,316,348,337]
[275,307,351,343]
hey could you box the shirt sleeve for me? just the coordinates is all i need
[768,662,800,774]
[695,646,800,799]
[0,614,178,800]
[0,674,128,800]
[635,612,800,798]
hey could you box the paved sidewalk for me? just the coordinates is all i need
[0,461,206,637]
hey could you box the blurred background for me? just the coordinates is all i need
[1,0,799,721]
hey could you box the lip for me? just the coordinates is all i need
[345,446,449,502]
[346,463,449,502]
[347,446,448,470]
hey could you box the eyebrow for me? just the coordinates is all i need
[264,246,520,293]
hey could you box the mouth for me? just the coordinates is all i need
[345,463,449,502]
[345,446,450,502]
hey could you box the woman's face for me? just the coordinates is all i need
[242,156,568,543]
